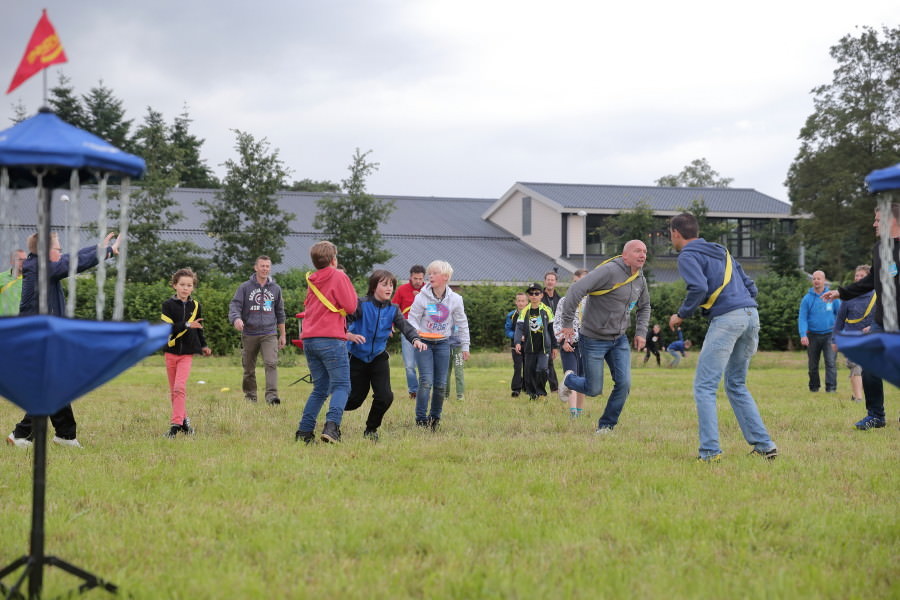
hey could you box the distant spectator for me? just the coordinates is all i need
[798,270,840,393]
[504,292,528,397]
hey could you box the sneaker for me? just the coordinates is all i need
[415,419,429,428]
[52,436,83,448]
[511,391,520,398]
[409,392,417,400]
[854,415,886,430]
[428,417,440,432]
[181,417,194,435]
[266,397,281,406]
[456,396,464,401]
[321,421,341,443]
[697,454,722,463]
[364,429,379,442]
[594,425,614,435]
[295,430,315,444]
[164,425,180,439]
[245,395,258,403]
[558,370,574,403]
[749,447,778,460]
[6,432,32,448]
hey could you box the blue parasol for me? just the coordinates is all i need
[0,315,169,415]
[835,331,900,388]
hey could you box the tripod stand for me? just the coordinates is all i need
[0,417,117,599]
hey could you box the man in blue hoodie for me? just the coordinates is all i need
[668,213,777,462]
[798,270,840,393]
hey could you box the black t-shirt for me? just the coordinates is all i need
[527,306,546,353]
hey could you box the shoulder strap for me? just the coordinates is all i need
[588,255,639,296]
[0,275,22,295]
[306,272,347,316]
[845,292,877,324]
[161,299,200,347]
[699,250,733,310]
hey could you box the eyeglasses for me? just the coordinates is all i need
[528,291,542,296]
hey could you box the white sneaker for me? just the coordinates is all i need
[558,370,574,402]
[6,432,33,448]
[594,425,615,435]
[52,436,83,448]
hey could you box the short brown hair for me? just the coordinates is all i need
[170,268,198,287]
[310,241,337,269]
[366,269,397,296]
[670,213,699,239]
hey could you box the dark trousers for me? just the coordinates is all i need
[510,348,524,393]
[13,404,77,440]
[344,352,394,431]
[806,332,837,391]
[643,347,660,365]
[522,352,549,397]
[547,357,559,391]
[862,367,885,419]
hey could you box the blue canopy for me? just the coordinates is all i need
[835,331,900,388]
[0,316,168,415]
[865,163,900,194]
[0,107,145,187]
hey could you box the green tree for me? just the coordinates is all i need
[200,130,294,276]
[289,178,341,192]
[48,74,86,128]
[81,81,133,151]
[683,198,732,245]
[656,158,734,188]
[124,107,209,283]
[786,25,900,277]
[9,99,29,124]
[170,106,219,188]
[313,149,394,280]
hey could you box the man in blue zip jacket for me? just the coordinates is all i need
[668,213,777,462]
[798,270,840,393]
[344,270,426,440]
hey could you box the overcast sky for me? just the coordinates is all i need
[2,1,897,202]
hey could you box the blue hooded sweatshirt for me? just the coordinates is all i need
[675,238,757,319]
[798,286,839,336]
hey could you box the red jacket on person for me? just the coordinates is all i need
[392,281,422,320]
[301,266,357,339]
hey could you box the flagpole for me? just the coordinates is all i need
[43,69,48,106]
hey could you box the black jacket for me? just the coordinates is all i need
[161,296,208,355]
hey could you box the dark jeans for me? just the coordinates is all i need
[547,356,559,392]
[861,324,885,419]
[523,352,549,397]
[806,332,837,391]
[344,352,394,431]
[13,404,77,440]
[510,347,524,393]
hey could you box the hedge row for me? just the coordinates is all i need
[66,272,810,355]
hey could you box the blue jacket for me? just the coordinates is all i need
[347,295,419,363]
[833,290,874,335]
[675,238,757,320]
[798,287,839,336]
[19,245,110,316]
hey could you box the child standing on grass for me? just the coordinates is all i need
[160,268,211,439]
[643,323,662,366]
[297,241,358,444]
[407,260,470,430]
[515,283,558,400]
[344,270,426,441]
[447,324,465,401]
[554,269,587,416]
[505,292,528,397]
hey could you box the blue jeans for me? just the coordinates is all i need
[694,307,775,458]
[563,334,631,428]
[667,347,683,367]
[414,339,450,422]
[298,338,351,432]
[401,336,419,394]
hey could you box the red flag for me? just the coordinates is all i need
[6,9,68,94]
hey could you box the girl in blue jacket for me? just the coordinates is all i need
[344,270,426,440]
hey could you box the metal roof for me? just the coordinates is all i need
[507,182,795,218]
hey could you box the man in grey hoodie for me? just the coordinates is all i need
[557,240,650,434]
[229,256,287,405]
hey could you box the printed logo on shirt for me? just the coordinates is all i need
[529,315,544,333]
[249,288,276,312]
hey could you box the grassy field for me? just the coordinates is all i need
[1,351,898,599]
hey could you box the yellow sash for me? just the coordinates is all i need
[699,250,733,310]
[161,300,200,347]
[0,275,22,295]
[845,293,876,324]
[306,272,348,316]
[589,255,639,296]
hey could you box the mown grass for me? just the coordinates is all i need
[1,351,897,599]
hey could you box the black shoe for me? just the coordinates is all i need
[321,421,341,443]
[428,417,440,432]
[295,430,315,444]
[511,391,520,397]
[181,417,194,435]
[266,397,281,406]
[415,419,429,428]
[164,425,180,439]
[364,429,379,442]
[749,447,778,460]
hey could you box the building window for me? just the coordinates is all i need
[522,196,531,236]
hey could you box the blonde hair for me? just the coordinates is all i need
[310,241,337,269]
[427,260,453,281]
[27,232,59,255]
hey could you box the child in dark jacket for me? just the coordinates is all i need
[345,270,426,440]
[160,268,211,438]
[514,283,559,399]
